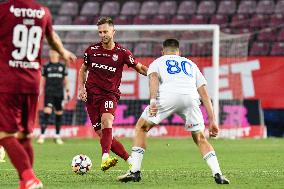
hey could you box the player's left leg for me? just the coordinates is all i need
[117,117,154,182]
[95,130,132,165]
[100,113,119,171]
[192,131,229,184]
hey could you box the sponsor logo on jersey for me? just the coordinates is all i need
[9,5,45,19]
[47,73,63,78]
[112,54,118,61]
[91,62,116,72]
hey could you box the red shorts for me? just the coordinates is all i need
[0,93,38,134]
[86,94,118,131]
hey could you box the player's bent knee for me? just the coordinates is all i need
[192,131,207,145]
[136,118,155,132]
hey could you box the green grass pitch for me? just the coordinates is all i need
[0,138,284,189]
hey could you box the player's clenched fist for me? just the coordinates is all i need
[149,99,158,117]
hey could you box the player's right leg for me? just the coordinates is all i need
[54,96,64,144]
[1,135,43,189]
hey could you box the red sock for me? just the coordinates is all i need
[100,128,112,155]
[19,138,34,166]
[111,138,130,161]
[0,137,33,179]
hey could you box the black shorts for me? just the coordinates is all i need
[44,95,64,111]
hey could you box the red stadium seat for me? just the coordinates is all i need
[54,16,72,25]
[249,42,270,56]
[256,0,275,14]
[171,15,190,24]
[80,1,100,16]
[140,1,159,16]
[190,15,208,24]
[237,0,257,15]
[277,28,284,42]
[133,15,151,25]
[120,1,141,16]
[197,0,216,15]
[72,16,91,25]
[269,14,284,27]
[257,28,277,42]
[100,1,120,16]
[275,0,284,14]
[210,15,229,27]
[177,1,197,15]
[230,14,250,28]
[249,14,269,29]
[58,2,79,16]
[151,15,170,25]
[158,1,177,16]
[270,42,284,55]
[114,15,133,25]
[217,0,237,15]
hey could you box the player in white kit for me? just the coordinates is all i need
[118,38,229,184]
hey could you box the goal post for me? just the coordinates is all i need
[53,24,221,124]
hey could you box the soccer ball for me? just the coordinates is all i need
[0,146,5,162]
[71,154,92,175]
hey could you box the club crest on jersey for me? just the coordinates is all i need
[58,66,63,72]
[112,54,118,61]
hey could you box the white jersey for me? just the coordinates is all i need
[147,55,207,99]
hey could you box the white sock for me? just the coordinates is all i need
[126,156,132,164]
[130,146,145,172]
[102,153,109,161]
[203,151,222,176]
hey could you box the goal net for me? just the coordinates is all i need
[37,24,265,139]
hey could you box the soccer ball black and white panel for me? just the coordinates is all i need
[71,154,92,175]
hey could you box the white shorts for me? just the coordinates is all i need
[141,93,205,132]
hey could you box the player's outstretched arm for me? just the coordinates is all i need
[78,63,88,102]
[46,31,77,64]
[197,85,219,137]
[133,63,148,76]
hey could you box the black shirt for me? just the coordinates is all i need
[42,62,68,97]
